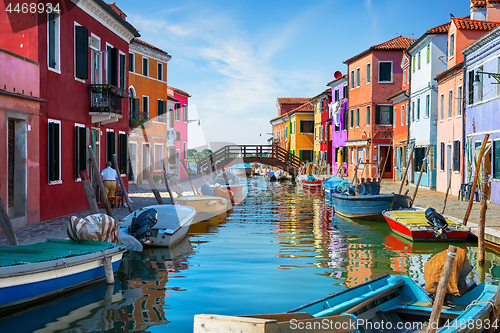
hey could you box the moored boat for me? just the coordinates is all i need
[286,274,497,333]
[382,208,469,242]
[119,205,196,247]
[175,195,229,223]
[297,174,323,190]
[0,239,125,314]
[332,192,411,220]
[322,176,349,197]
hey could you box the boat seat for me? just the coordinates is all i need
[398,300,465,314]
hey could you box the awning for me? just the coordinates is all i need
[345,140,369,147]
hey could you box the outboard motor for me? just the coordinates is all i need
[425,207,448,239]
[129,208,158,243]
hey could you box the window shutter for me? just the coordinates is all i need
[48,13,56,68]
[74,127,79,179]
[389,106,393,125]
[300,121,304,133]
[163,101,167,119]
[157,99,161,118]
[75,26,89,79]
[453,141,460,171]
[495,141,500,179]
[107,46,112,83]
[48,123,54,181]
[79,127,86,175]
[133,98,140,115]
[440,142,445,171]
[299,150,303,160]
[119,53,125,88]
[110,48,118,86]
[119,133,128,174]
[375,105,380,125]
[343,146,348,163]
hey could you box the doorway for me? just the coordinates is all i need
[7,117,27,219]
[129,142,137,182]
[142,143,151,182]
[379,145,393,178]
[446,144,452,188]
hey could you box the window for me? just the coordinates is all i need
[414,147,426,172]
[468,70,474,105]
[498,57,500,96]
[74,125,88,179]
[457,86,462,116]
[342,146,348,163]
[350,109,354,128]
[143,96,149,118]
[378,61,392,82]
[440,93,444,120]
[48,120,61,182]
[494,141,500,179]
[453,140,460,172]
[143,57,149,76]
[375,105,392,125]
[89,34,101,84]
[403,70,406,86]
[129,52,134,72]
[406,103,409,124]
[394,107,397,127]
[168,108,174,127]
[440,142,445,171]
[366,63,371,84]
[350,70,355,89]
[183,142,187,160]
[366,106,371,125]
[427,44,430,63]
[118,133,128,174]
[343,85,348,98]
[418,51,421,70]
[448,90,453,118]
[299,150,313,162]
[356,68,360,87]
[154,144,163,171]
[300,120,314,133]
[183,104,188,122]
[417,98,420,120]
[425,94,430,118]
[119,52,125,88]
[356,108,360,127]
[74,25,88,79]
[478,65,484,102]
[106,131,116,168]
[175,103,181,121]
[157,62,163,81]
[157,99,166,122]
[401,104,405,126]
[412,56,415,73]
[412,101,415,121]
[343,111,348,131]
[48,12,60,72]
[106,45,118,86]
[449,33,455,58]
[334,89,339,101]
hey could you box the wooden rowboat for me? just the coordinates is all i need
[332,192,411,220]
[287,274,497,333]
[382,208,469,242]
[0,239,125,314]
[175,195,229,223]
[297,175,323,190]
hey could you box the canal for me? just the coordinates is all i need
[2,176,500,332]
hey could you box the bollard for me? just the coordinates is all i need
[102,256,114,285]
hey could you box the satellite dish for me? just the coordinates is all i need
[334,71,342,79]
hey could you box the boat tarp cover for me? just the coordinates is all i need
[0,238,116,267]
[424,247,467,296]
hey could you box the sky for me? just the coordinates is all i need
[115,0,471,149]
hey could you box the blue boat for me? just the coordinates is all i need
[332,192,411,220]
[288,274,497,333]
[0,239,126,314]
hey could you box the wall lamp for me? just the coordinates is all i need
[474,71,500,86]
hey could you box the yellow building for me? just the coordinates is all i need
[288,102,314,161]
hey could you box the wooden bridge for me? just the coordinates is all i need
[194,145,305,177]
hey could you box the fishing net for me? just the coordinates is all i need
[424,247,467,296]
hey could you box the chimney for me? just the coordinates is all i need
[487,0,500,22]
[471,0,487,20]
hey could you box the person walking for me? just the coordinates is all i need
[101,161,118,208]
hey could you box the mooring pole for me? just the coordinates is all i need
[0,195,18,246]
[112,154,134,213]
[87,146,114,218]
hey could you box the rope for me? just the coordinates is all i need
[447,251,456,259]
[465,299,495,310]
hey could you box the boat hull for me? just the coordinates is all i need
[383,209,469,242]
[175,195,229,223]
[0,245,124,313]
[332,193,411,220]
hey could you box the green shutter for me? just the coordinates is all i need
[350,110,354,128]
[375,105,380,125]
[48,13,56,68]
[75,26,89,79]
[119,53,125,88]
[300,121,304,133]
[133,98,140,115]
[110,48,118,86]
[389,106,393,124]
[299,150,303,159]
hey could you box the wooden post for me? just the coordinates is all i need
[442,168,453,214]
[463,134,490,226]
[410,145,430,208]
[145,170,163,205]
[102,256,114,284]
[479,169,489,264]
[399,144,415,195]
[487,282,500,333]
[87,146,114,218]
[180,159,199,195]
[162,162,175,205]
[0,195,18,246]
[112,154,133,213]
[428,245,457,333]
[80,171,99,214]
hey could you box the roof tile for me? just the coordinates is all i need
[276,97,310,105]
[370,36,417,50]
[427,22,451,34]
[452,17,500,30]
[132,38,171,57]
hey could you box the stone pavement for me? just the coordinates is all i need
[380,179,500,248]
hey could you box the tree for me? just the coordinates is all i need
[202,149,212,156]
[187,149,198,158]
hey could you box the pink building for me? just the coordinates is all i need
[168,86,190,179]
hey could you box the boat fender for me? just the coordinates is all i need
[207,200,217,206]
[425,207,449,239]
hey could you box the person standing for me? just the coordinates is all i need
[101,161,118,207]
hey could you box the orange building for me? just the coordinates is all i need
[344,36,415,179]
[128,39,171,184]
[271,98,309,150]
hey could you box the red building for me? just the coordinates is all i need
[170,86,190,179]
[0,1,140,222]
[320,90,332,168]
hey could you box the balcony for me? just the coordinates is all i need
[89,84,125,125]
[129,109,149,128]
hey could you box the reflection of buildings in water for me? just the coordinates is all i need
[344,242,374,288]
[118,240,193,332]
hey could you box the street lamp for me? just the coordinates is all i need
[474,71,500,86]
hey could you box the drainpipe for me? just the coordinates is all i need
[462,56,467,186]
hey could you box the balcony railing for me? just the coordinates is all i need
[89,84,125,116]
[129,109,149,128]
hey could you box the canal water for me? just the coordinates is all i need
[3,176,500,332]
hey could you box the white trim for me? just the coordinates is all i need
[378,60,393,83]
[350,70,355,90]
[118,130,125,134]
[466,129,500,137]
[48,119,62,185]
[356,67,360,88]
[153,143,164,172]
[89,32,101,52]
[449,32,455,60]
[106,128,114,133]
[157,62,163,81]
[47,11,61,73]
[447,88,453,119]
